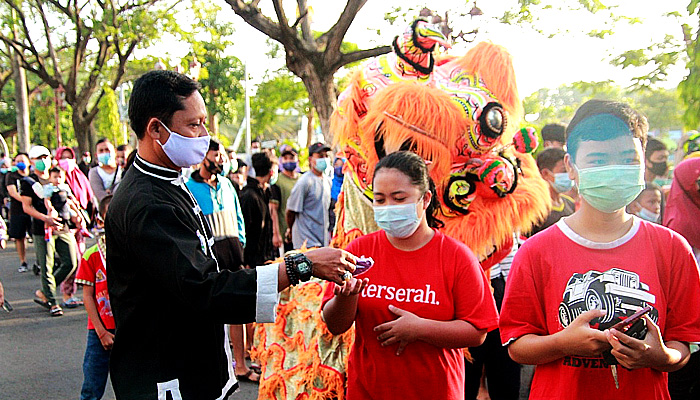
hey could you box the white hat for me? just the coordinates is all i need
[28,145,51,159]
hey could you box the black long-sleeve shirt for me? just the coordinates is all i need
[106,155,279,400]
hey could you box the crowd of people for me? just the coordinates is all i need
[0,68,699,400]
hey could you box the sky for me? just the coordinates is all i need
[151,0,695,98]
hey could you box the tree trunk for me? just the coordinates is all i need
[73,106,95,155]
[290,57,336,144]
[12,50,30,153]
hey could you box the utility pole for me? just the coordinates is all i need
[11,7,30,153]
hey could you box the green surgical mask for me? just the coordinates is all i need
[35,159,49,172]
[576,164,644,213]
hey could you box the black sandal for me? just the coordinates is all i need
[235,369,260,383]
[50,305,63,317]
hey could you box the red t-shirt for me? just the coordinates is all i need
[76,242,115,330]
[500,217,700,400]
[322,230,499,400]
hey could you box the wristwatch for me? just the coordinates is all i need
[284,252,313,285]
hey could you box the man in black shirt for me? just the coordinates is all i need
[106,70,356,400]
[20,145,78,317]
[240,152,278,267]
[6,152,32,273]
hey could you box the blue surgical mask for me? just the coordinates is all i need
[282,161,297,172]
[552,172,574,193]
[270,170,279,185]
[97,153,113,166]
[373,202,422,239]
[314,157,329,174]
[636,207,660,223]
[576,164,644,213]
[16,162,26,171]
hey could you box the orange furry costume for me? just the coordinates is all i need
[253,20,550,400]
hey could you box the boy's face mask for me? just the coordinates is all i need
[575,164,644,213]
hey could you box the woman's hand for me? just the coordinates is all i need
[333,277,369,297]
[374,305,425,356]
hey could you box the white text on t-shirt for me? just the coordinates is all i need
[361,283,439,305]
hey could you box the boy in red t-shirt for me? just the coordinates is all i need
[499,100,700,400]
[76,195,113,400]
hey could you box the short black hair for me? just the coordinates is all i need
[208,138,221,153]
[566,99,648,162]
[96,138,111,146]
[252,152,272,176]
[541,123,566,143]
[536,147,567,171]
[128,70,202,139]
[48,166,64,175]
[644,138,667,160]
[116,144,131,152]
[14,152,28,160]
[99,195,113,218]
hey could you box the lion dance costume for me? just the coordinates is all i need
[253,20,550,399]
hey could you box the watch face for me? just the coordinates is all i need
[298,261,311,275]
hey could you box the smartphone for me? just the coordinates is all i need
[2,299,13,312]
[610,305,652,332]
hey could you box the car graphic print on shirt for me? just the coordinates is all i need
[558,268,658,330]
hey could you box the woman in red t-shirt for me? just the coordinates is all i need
[322,151,499,400]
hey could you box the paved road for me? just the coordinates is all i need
[0,239,259,400]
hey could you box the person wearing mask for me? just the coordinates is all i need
[329,157,345,235]
[186,138,252,383]
[245,138,262,178]
[276,149,300,252]
[541,123,567,149]
[21,145,79,317]
[322,151,499,400]
[240,152,278,269]
[230,159,248,194]
[115,145,132,169]
[663,157,700,399]
[644,138,670,184]
[528,147,576,236]
[499,100,700,399]
[88,139,122,202]
[106,70,356,399]
[6,152,34,273]
[79,152,92,177]
[628,183,663,223]
[286,143,332,249]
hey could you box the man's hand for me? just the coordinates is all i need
[333,277,369,297]
[605,315,684,370]
[556,309,611,357]
[374,305,425,355]
[273,234,283,249]
[306,247,356,285]
[98,330,114,351]
[284,228,291,243]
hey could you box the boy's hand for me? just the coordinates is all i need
[605,315,674,370]
[98,330,114,351]
[558,309,611,357]
[374,305,424,356]
[333,277,368,297]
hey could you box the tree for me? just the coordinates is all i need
[226,0,391,140]
[180,1,245,136]
[0,0,170,153]
[94,85,120,144]
[251,69,309,139]
[679,0,700,129]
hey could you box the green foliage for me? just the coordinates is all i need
[251,70,309,140]
[679,3,700,129]
[94,85,121,144]
[524,81,683,134]
[610,35,681,91]
[29,92,75,149]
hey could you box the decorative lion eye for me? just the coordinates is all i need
[486,108,503,132]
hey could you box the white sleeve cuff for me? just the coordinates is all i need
[255,263,280,323]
